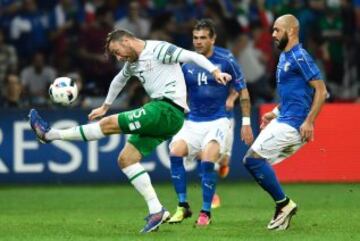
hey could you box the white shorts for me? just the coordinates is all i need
[222,117,235,158]
[251,119,305,165]
[170,117,231,163]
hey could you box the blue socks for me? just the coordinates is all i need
[170,157,217,212]
[170,155,187,203]
[200,161,216,212]
[244,157,286,202]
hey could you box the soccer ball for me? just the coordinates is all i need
[49,77,78,105]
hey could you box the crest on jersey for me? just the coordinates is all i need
[284,62,291,72]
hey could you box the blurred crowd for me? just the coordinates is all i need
[0,0,360,109]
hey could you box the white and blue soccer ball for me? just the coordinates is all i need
[49,77,78,105]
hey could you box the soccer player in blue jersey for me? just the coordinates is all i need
[167,19,254,226]
[243,14,328,230]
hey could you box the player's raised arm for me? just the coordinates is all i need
[153,41,231,85]
[180,50,232,85]
[88,67,130,121]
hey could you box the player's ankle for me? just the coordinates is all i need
[276,197,290,209]
[179,202,190,208]
[200,210,211,217]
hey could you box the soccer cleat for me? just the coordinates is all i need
[140,207,170,233]
[194,212,211,227]
[168,206,192,224]
[275,212,295,231]
[218,164,230,178]
[267,199,297,230]
[211,193,221,209]
[28,109,51,143]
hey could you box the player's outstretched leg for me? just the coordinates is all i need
[243,156,297,230]
[168,155,192,224]
[28,108,106,143]
[28,109,51,143]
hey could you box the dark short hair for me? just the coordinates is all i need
[105,29,135,53]
[193,19,216,38]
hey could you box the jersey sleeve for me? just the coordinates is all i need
[153,41,184,64]
[227,56,246,91]
[178,49,218,73]
[294,49,322,82]
[104,63,131,105]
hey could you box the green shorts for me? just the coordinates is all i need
[117,100,185,156]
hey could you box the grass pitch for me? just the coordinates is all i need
[0,182,359,241]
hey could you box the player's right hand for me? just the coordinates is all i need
[88,104,109,121]
[241,125,254,145]
[260,112,276,130]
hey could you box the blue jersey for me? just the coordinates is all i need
[182,46,246,121]
[213,47,238,119]
[276,44,322,130]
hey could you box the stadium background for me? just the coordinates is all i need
[1,0,359,183]
[0,1,360,240]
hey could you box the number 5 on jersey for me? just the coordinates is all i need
[128,108,146,131]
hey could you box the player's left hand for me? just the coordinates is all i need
[241,125,254,145]
[300,121,314,142]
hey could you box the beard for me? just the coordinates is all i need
[126,47,139,62]
[275,32,289,50]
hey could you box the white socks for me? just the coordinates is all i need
[45,122,105,141]
[122,163,162,214]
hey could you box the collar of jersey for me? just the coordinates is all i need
[283,43,302,57]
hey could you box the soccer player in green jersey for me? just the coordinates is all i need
[29,29,231,233]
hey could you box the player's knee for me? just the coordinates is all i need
[202,140,220,161]
[117,152,135,169]
[242,149,259,165]
[169,140,188,157]
[117,146,141,169]
[99,115,120,135]
[204,140,220,153]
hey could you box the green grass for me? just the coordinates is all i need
[0,182,359,241]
